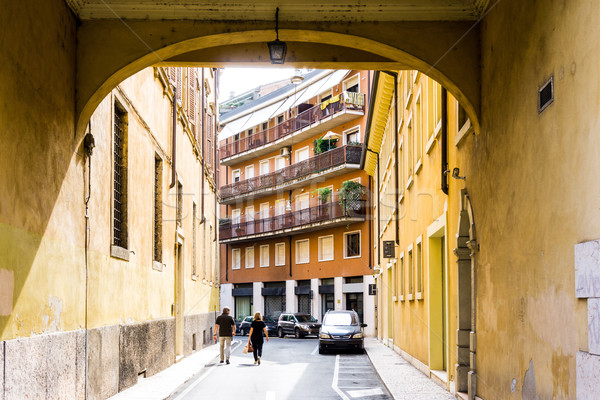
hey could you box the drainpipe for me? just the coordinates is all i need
[367,171,372,270]
[170,85,177,188]
[366,148,380,267]
[200,68,206,223]
[441,88,449,194]
[225,244,229,282]
[288,235,293,277]
[382,71,399,245]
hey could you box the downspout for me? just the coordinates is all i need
[288,235,292,277]
[441,87,449,194]
[368,173,372,270]
[382,71,399,245]
[170,85,177,188]
[201,68,206,223]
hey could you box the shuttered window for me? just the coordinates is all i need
[318,235,334,261]
[275,243,285,266]
[113,103,128,248]
[296,239,309,264]
[260,245,269,267]
[153,156,162,262]
[245,247,254,269]
[232,248,241,270]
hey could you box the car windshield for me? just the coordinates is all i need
[295,315,315,322]
[323,313,357,326]
[264,317,275,323]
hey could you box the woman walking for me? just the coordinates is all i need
[247,312,269,365]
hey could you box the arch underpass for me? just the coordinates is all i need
[75,18,482,137]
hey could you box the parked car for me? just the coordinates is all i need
[235,318,243,334]
[318,310,367,354]
[239,316,278,336]
[277,313,321,338]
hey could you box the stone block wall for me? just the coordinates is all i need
[575,239,600,399]
[0,313,217,399]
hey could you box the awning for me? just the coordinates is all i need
[220,69,350,141]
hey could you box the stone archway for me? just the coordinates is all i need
[75,25,482,137]
[453,189,477,399]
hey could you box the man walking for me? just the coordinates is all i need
[213,307,236,364]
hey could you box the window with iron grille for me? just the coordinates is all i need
[153,155,163,262]
[177,182,183,228]
[113,103,128,248]
[206,113,213,168]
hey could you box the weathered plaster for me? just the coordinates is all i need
[87,325,120,400]
[0,270,13,316]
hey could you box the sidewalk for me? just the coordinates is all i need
[364,338,455,400]
[108,340,232,400]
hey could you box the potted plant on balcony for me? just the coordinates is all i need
[338,181,367,218]
[219,217,231,226]
[313,137,338,154]
[313,187,332,219]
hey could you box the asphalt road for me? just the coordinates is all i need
[168,337,391,400]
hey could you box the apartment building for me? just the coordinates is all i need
[218,70,375,334]
[363,70,472,396]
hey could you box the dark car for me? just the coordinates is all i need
[277,313,321,338]
[318,310,367,354]
[240,316,277,336]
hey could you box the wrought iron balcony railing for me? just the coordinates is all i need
[220,145,363,200]
[219,199,367,241]
[219,92,365,160]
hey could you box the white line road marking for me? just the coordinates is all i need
[266,391,276,400]
[171,340,241,400]
[332,355,351,400]
[347,388,384,398]
[311,345,319,355]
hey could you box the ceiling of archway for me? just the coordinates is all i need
[65,0,490,21]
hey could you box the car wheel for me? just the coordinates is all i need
[278,327,284,338]
[318,346,325,354]
[294,328,301,339]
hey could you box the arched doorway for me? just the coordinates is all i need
[453,189,477,399]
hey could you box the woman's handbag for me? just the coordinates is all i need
[243,343,254,353]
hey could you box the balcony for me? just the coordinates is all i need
[219,92,365,165]
[220,145,363,204]
[219,198,367,244]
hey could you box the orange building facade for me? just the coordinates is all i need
[218,70,375,334]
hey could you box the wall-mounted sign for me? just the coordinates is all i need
[368,284,377,295]
[383,241,395,258]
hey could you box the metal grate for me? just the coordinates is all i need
[538,76,554,113]
[113,108,127,248]
[153,157,162,261]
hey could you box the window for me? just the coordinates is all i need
[415,91,423,164]
[406,114,413,179]
[232,248,241,270]
[296,193,309,211]
[245,247,254,268]
[153,156,162,262]
[399,253,405,301]
[176,182,183,228]
[344,73,360,93]
[232,209,241,225]
[277,114,284,124]
[295,146,310,162]
[318,235,334,261]
[192,202,197,276]
[296,239,310,264]
[344,127,360,145]
[408,247,414,299]
[344,231,361,258]
[275,243,285,266]
[260,245,269,267]
[260,160,270,175]
[392,260,398,300]
[245,165,254,179]
[275,199,285,216]
[113,103,128,249]
[260,203,270,219]
[262,122,268,131]
[232,169,240,182]
[416,239,423,299]
[275,156,286,170]
[428,79,442,139]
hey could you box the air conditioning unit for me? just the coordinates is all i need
[280,147,291,157]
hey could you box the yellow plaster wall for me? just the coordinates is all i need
[450,1,600,397]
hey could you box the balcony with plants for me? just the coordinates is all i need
[219,91,365,165]
[220,144,363,204]
[219,183,368,244]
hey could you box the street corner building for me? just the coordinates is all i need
[217,70,376,334]
[0,65,220,398]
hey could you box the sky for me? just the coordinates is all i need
[218,67,297,100]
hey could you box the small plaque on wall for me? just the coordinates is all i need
[383,241,395,258]
[368,284,377,295]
